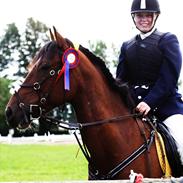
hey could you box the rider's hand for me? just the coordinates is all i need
[136,101,151,116]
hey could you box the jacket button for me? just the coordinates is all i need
[138,96,142,100]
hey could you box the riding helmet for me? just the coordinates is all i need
[131,0,160,14]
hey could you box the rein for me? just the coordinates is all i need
[41,113,141,130]
[40,112,156,180]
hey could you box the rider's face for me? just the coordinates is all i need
[133,12,157,33]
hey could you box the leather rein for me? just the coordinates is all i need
[40,113,156,180]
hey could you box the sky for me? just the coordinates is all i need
[0,0,183,91]
[1,0,182,46]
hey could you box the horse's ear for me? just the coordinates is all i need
[53,26,69,50]
[49,28,55,41]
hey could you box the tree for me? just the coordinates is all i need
[16,18,49,77]
[0,23,21,72]
[0,18,49,78]
[88,40,107,60]
[88,40,119,76]
[0,78,12,136]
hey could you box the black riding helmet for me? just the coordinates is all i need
[131,0,160,33]
[131,0,160,14]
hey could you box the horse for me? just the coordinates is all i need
[5,27,170,180]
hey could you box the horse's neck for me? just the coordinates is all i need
[72,86,125,123]
[71,52,129,123]
[71,69,146,177]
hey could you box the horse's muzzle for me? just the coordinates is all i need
[5,106,22,128]
[5,106,13,124]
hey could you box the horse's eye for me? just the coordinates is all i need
[40,64,51,70]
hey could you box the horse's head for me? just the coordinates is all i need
[5,27,79,129]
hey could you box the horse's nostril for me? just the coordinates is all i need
[5,107,13,120]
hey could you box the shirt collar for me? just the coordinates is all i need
[139,28,156,40]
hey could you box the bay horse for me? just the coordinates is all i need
[5,27,169,179]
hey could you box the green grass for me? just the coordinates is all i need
[0,144,88,181]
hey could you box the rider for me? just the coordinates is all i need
[116,0,183,164]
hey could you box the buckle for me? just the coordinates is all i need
[33,82,40,90]
[30,104,42,120]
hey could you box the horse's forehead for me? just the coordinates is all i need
[26,58,37,73]
[44,42,60,59]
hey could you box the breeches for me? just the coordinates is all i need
[163,114,183,165]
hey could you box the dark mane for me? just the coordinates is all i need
[79,45,135,110]
[28,41,58,71]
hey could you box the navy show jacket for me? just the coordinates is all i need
[116,30,183,121]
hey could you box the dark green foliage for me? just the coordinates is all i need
[0,23,21,71]
[0,78,12,135]
[88,40,107,60]
[0,18,49,77]
[88,40,119,71]
[16,18,49,77]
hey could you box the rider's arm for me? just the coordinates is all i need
[143,33,182,110]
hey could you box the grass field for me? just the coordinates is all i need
[0,144,88,181]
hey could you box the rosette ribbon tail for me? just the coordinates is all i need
[64,61,70,90]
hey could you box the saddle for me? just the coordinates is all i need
[156,121,183,177]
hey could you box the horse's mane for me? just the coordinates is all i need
[79,45,135,110]
[79,45,117,90]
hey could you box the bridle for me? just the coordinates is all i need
[14,39,78,127]
[14,47,63,127]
